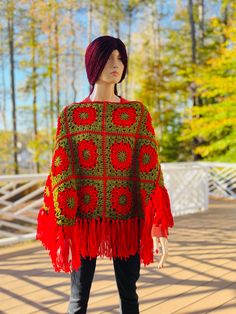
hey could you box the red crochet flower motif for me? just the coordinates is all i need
[56,117,61,137]
[146,112,155,135]
[52,146,70,176]
[78,185,98,214]
[72,106,97,126]
[111,186,132,215]
[138,144,157,172]
[58,187,78,219]
[77,139,98,169]
[112,107,136,127]
[110,142,132,171]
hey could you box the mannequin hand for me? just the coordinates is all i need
[153,236,169,269]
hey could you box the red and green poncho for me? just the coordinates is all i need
[36,96,174,272]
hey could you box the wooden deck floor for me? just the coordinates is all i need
[0,197,236,314]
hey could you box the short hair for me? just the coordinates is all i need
[85,35,128,96]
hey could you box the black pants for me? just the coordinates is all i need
[67,253,140,314]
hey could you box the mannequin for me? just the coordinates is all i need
[84,39,169,271]
[36,35,174,314]
[68,35,172,314]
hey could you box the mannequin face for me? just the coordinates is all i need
[98,49,124,84]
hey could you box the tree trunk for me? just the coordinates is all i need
[69,6,78,103]
[188,0,202,160]
[222,2,229,43]
[31,16,40,173]
[125,8,132,99]
[48,31,54,146]
[7,0,18,174]
[151,0,163,138]
[0,25,7,131]
[54,19,60,116]
[198,0,205,47]
[188,0,196,65]
[87,1,93,95]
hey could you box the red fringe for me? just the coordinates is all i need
[36,183,174,273]
[140,184,174,260]
[152,185,174,230]
[36,212,141,272]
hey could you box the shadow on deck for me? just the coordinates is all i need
[0,197,236,314]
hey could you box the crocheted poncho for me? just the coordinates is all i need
[36,96,174,272]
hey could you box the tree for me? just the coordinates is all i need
[6,0,19,174]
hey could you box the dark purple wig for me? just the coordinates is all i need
[85,35,128,96]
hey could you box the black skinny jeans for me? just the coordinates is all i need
[67,253,140,314]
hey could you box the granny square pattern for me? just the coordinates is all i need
[36,99,174,272]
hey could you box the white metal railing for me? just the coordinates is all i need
[0,162,235,246]
[162,162,209,217]
[0,174,46,246]
[198,162,236,199]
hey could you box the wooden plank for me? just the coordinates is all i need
[209,297,236,313]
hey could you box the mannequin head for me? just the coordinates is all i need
[85,35,128,97]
